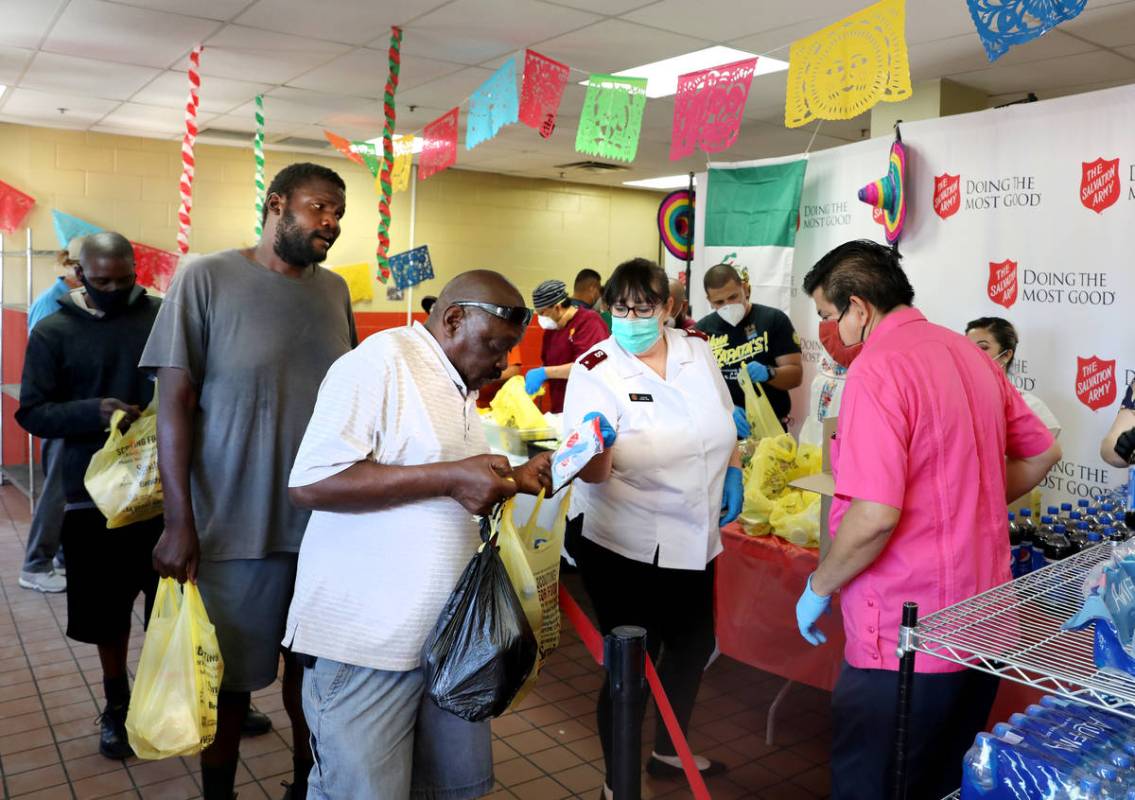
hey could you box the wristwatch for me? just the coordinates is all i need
[767,365,777,381]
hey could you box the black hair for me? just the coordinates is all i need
[262,162,347,224]
[704,263,743,292]
[574,268,602,289]
[801,239,915,313]
[966,316,1019,370]
[602,258,669,308]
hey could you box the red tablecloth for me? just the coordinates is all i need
[715,523,846,691]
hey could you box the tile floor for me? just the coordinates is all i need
[0,483,834,799]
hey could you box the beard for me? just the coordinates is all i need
[273,209,332,266]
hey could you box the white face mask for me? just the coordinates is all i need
[716,303,746,327]
[537,314,558,331]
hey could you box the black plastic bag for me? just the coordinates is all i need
[422,516,538,722]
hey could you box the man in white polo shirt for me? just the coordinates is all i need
[284,270,553,800]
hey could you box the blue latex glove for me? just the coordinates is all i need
[524,367,547,396]
[796,573,831,646]
[732,407,751,439]
[582,411,617,448]
[746,361,771,383]
[719,466,743,525]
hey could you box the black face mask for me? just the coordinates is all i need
[81,276,135,315]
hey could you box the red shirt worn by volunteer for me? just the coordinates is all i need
[829,308,1054,673]
[540,307,608,413]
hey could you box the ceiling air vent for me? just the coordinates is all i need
[197,127,254,142]
[553,160,630,173]
[274,136,333,150]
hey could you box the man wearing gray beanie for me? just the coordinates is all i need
[524,278,608,413]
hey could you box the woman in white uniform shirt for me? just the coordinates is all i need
[564,259,743,795]
[966,317,1061,435]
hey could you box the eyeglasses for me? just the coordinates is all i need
[451,301,533,328]
[610,303,659,319]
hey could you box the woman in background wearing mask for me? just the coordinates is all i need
[965,317,1061,436]
[563,258,743,798]
[523,279,609,413]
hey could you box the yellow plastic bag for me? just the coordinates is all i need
[489,376,548,430]
[493,489,572,705]
[739,434,822,547]
[126,579,223,760]
[83,389,162,529]
[737,361,785,441]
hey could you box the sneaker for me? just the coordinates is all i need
[646,753,727,779]
[242,707,273,737]
[18,570,66,593]
[53,556,66,576]
[98,703,133,760]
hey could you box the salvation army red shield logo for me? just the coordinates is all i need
[987,260,1018,309]
[1080,158,1120,213]
[872,206,884,225]
[1075,355,1117,411]
[933,173,960,220]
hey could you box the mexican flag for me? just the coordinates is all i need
[703,157,808,312]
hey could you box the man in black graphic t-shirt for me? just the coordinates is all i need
[696,264,802,422]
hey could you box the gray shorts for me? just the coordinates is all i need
[195,553,298,692]
[304,658,493,800]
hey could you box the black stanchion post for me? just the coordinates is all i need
[606,625,647,800]
[892,601,919,800]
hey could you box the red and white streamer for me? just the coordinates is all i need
[176,45,203,255]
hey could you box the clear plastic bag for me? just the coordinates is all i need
[422,517,538,722]
[126,579,223,759]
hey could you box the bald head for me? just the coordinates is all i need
[428,270,529,391]
[669,279,686,307]
[81,232,134,266]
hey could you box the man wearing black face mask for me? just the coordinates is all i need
[16,232,162,761]
[140,163,357,800]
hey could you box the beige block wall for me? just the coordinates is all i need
[0,122,661,310]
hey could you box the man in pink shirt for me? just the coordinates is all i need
[795,240,1060,799]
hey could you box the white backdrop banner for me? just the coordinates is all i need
[692,83,1135,506]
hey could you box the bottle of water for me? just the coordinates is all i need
[1009,512,1023,578]
[1079,498,1092,513]
[1062,502,1075,521]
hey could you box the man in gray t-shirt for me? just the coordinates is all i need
[140,163,357,800]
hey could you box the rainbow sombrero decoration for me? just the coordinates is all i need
[658,189,694,260]
[858,130,907,245]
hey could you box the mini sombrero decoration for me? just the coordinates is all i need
[858,127,906,245]
[658,189,694,260]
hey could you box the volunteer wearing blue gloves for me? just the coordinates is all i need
[564,258,742,798]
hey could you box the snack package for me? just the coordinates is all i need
[550,416,605,495]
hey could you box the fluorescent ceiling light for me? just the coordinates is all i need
[623,175,698,190]
[364,135,424,155]
[591,46,788,99]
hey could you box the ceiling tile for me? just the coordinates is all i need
[98,101,216,135]
[0,0,67,50]
[201,25,351,84]
[229,86,375,125]
[397,66,494,110]
[288,48,467,97]
[544,0,660,14]
[234,0,447,47]
[104,0,251,21]
[0,87,120,126]
[910,29,1097,81]
[200,113,261,134]
[620,0,862,44]
[535,19,710,74]
[396,0,602,65]
[904,2,980,45]
[43,0,221,69]
[1059,0,1135,47]
[947,49,1135,94]
[22,52,161,101]
[130,70,271,114]
[0,46,34,85]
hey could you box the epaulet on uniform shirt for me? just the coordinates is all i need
[580,350,608,370]
[684,328,708,341]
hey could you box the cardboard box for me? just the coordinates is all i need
[789,416,837,561]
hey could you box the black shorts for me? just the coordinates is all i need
[60,507,163,645]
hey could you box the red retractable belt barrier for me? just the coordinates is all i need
[558,585,712,800]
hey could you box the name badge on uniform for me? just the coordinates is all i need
[628,393,653,402]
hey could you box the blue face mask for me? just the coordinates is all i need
[611,316,662,355]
